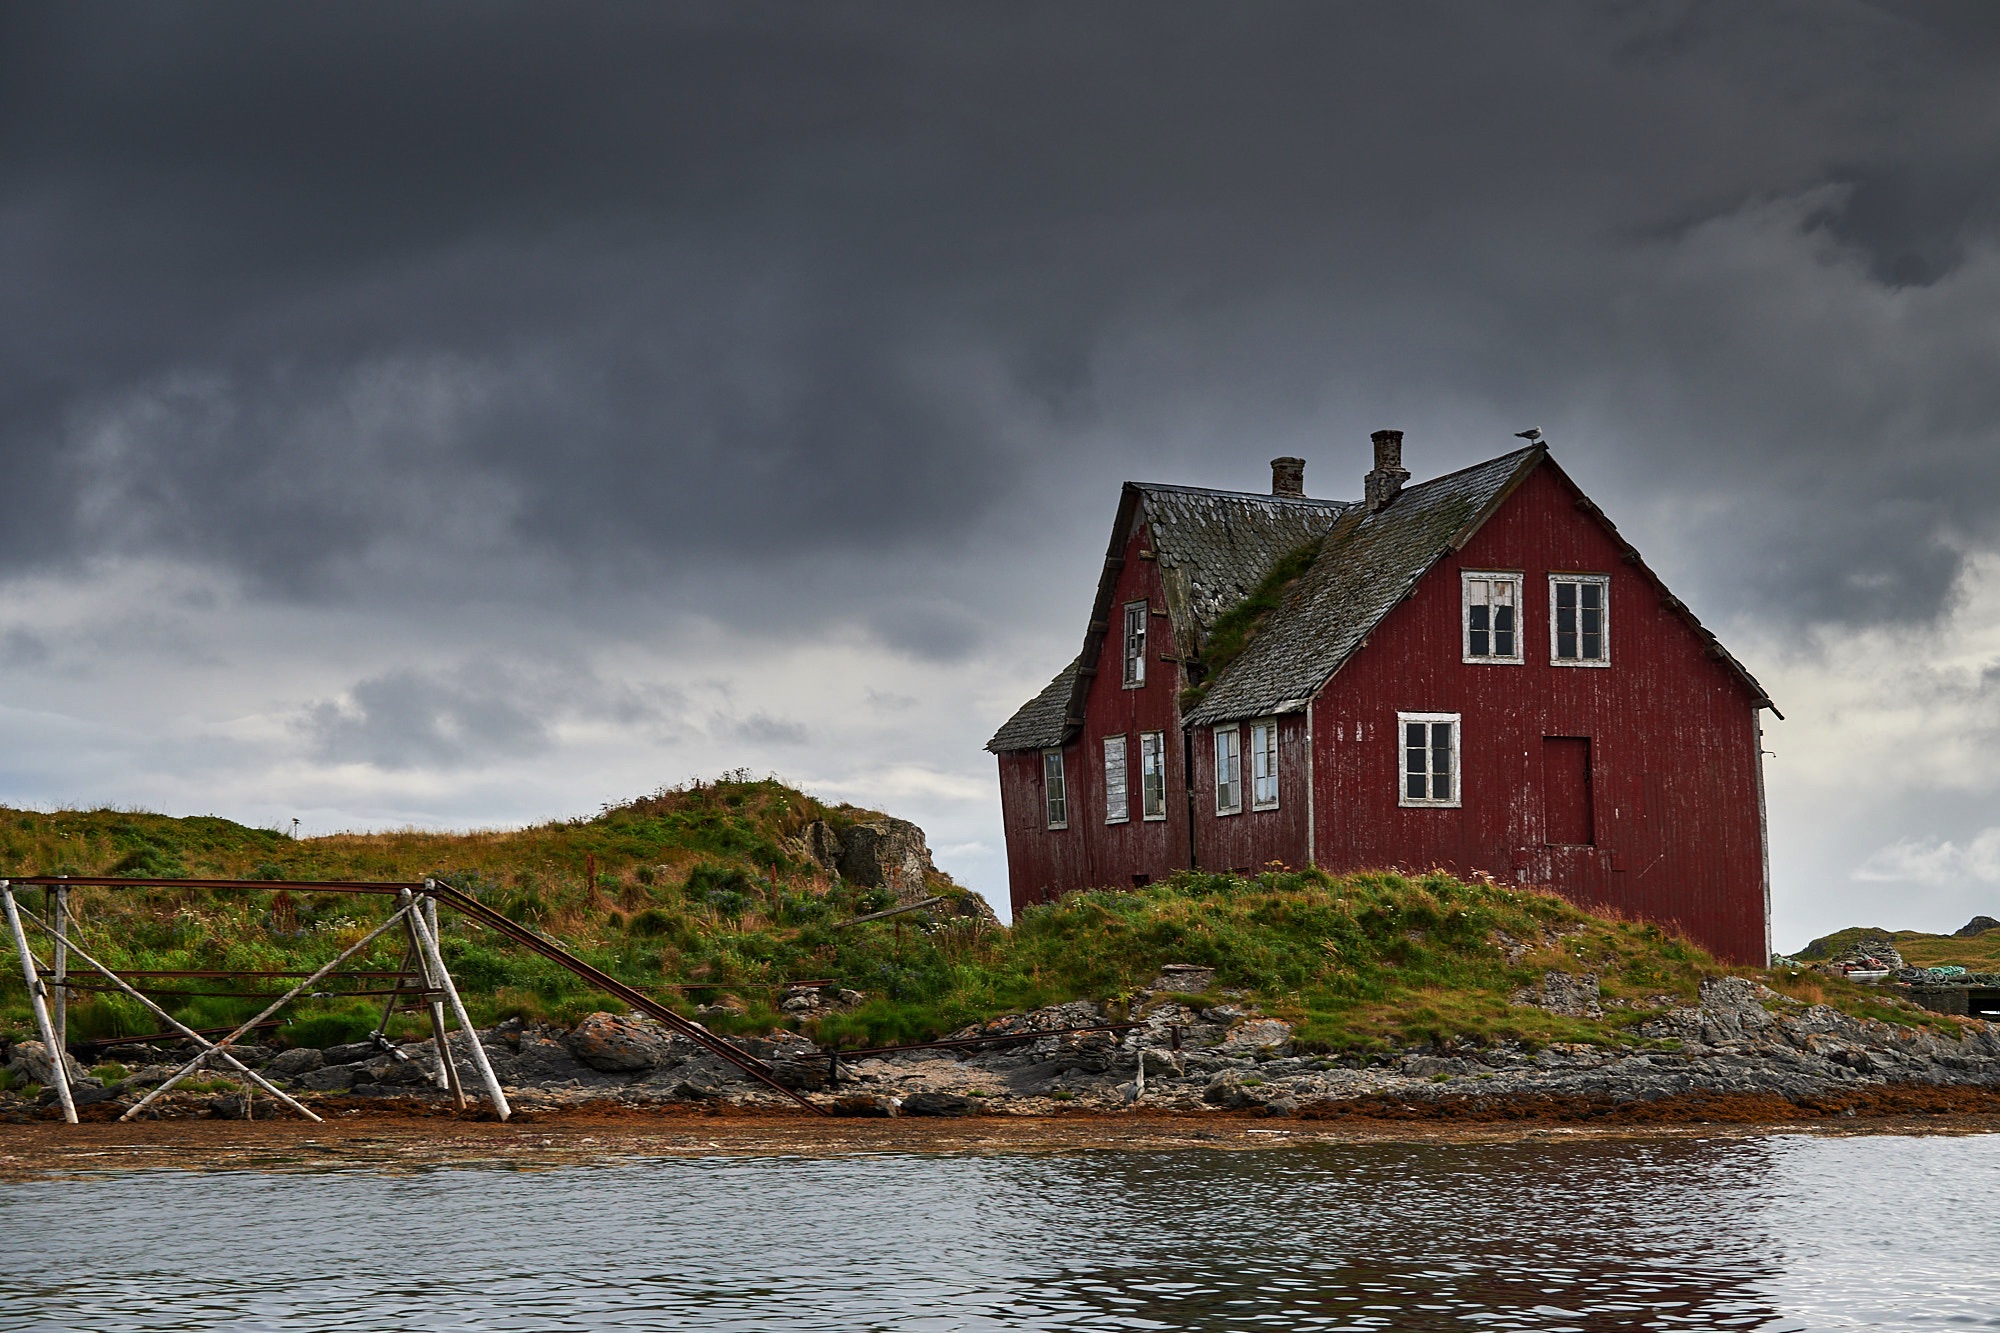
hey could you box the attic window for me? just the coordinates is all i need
[1399,712,1460,807]
[1462,572,1522,663]
[1123,601,1148,687]
[1550,575,1610,666]
[1043,749,1068,829]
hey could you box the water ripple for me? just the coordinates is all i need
[1,1134,1995,1331]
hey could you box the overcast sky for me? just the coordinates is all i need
[4,2,1999,946]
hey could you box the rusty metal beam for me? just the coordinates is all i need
[428,878,824,1115]
[3,876,420,893]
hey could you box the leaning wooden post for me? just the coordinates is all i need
[50,885,68,1051]
[2,883,77,1124]
[9,900,321,1122]
[399,891,466,1109]
[424,895,468,1108]
[412,881,509,1120]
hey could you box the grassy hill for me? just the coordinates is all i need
[0,778,1967,1055]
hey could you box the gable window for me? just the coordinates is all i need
[1122,601,1148,687]
[1250,718,1280,810]
[1139,730,1167,820]
[1042,749,1068,829]
[1549,574,1609,666]
[1399,712,1460,807]
[1462,572,1522,663]
[1214,726,1242,815]
[1103,734,1129,824]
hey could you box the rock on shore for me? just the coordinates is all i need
[8,972,2000,1122]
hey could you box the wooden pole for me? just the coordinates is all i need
[2,884,77,1124]
[412,883,509,1120]
[50,885,68,1052]
[425,896,468,1108]
[373,936,416,1045]
[123,904,413,1121]
[6,902,322,1122]
[400,892,466,1109]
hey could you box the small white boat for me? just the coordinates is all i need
[1841,963,1891,983]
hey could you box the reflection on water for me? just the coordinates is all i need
[2,1134,1997,1331]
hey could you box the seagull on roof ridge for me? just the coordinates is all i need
[1515,428,1542,442]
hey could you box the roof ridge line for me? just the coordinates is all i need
[1129,481,1353,506]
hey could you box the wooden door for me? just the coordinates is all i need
[1543,737,1594,846]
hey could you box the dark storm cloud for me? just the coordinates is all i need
[4,1,2000,640]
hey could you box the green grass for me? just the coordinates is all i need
[0,779,1970,1056]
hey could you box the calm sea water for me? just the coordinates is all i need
[1,1132,1995,1332]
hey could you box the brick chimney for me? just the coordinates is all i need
[1364,429,1409,511]
[1270,456,1306,498]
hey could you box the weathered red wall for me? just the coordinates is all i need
[998,521,1191,914]
[1187,713,1312,875]
[1307,464,1770,964]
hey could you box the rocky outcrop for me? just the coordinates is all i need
[1512,970,1603,1019]
[4,1040,95,1091]
[791,817,934,903]
[1956,915,2000,938]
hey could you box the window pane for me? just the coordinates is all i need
[1557,582,1576,610]
[1468,603,1489,656]
[1495,604,1514,657]
[1104,736,1128,822]
[1124,603,1147,686]
[1407,768,1426,800]
[1432,723,1452,797]
[1406,722,1425,749]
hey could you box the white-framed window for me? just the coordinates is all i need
[1549,574,1609,666]
[1462,571,1523,663]
[1043,749,1068,829]
[1398,712,1460,807]
[1250,718,1280,810]
[1140,730,1167,820]
[1103,734,1129,824]
[1122,600,1148,687]
[1213,726,1242,815]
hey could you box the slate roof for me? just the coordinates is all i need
[1137,485,1350,647]
[988,442,1775,753]
[1182,448,1538,725]
[985,656,1081,752]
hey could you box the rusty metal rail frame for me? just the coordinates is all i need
[3,873,828,1116]
[4,876,422,893]
[71,1018,288,1050]
[425,878,823,1115]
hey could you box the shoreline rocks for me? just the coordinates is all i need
[9,973,2000,1124]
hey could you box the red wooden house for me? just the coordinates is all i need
[987,432,1779,966]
